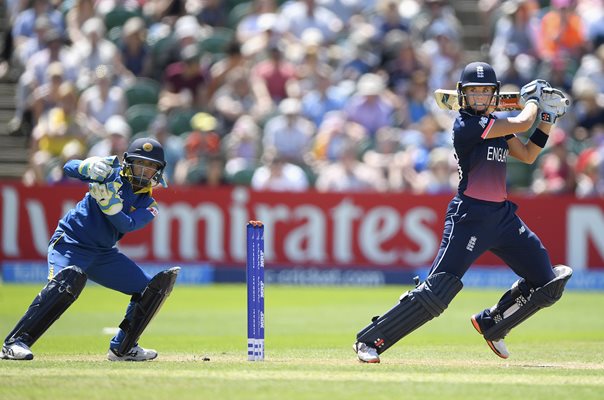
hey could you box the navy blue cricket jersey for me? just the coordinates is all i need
[453,111,512,202]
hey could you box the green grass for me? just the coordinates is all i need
[1,284,603,400]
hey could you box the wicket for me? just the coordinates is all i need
[246,220,265,361]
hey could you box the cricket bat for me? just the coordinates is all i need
[434,89,522,112]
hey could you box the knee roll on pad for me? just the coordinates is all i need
[4,266,87,346]
[482,265,572,341]
[116,267,180,356]
[356,272,463,354]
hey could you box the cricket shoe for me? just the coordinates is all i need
[353,342,380,363]
[107,345,158,361]
[471,315,509,359]
[1,340,34,360]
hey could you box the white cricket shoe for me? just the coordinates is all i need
[107,345,158,361]
[1,340,34,361]
[471,315,510,359]
[353,342,380,363]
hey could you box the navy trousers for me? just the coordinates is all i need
[429,194,555,287]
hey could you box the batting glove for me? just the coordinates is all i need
[519,79,551,107]
[540,87,570,117]
[79,156,119,182]
[89,181,123,215]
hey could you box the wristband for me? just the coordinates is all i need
[529,128,549,148]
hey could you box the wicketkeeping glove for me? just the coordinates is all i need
[89,181,123,215]
[538,87,570,125]
[519,79,551,107]
[79,156,119,182]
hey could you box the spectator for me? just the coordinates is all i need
[263,97,315,165]
[373,0,410,37]
[77,65,127,136]
[403,70,431,126]
[409,147,458,194]
[14,14,51,71]
[159,44,208,112]
[276,0,343,45]
[72,17,132,90]
[212,66,271,130]
[196,0,228,27]
[420,18,462,92]
[311,111,367,166]
[223,115,263,177]
[65,0,96,44]
[489,0,539,74]
[172,117,222,185]
[12,0,64,50]
[574,45,604,94]
[206,41,248,99]
[411,0,461,42]
[204,155,229,187]
[400,113,452,173]
[344,73,395,139]
[168,15,211,69]
[537,0,586,62]
[575,148,604,198]
[119,17,151,77]
[142,114,185,184]
[88,114,132,158]
[236,0,278,44]
[315,141,387,192]
[382,30,427,95]
[31,61,65,123]
[301,65,347,127]
[251,150,310,192]
[572,77,604,131]
[531,129,576,195]
[362,126,407,191]
[251,45,298,103]
[25,82,89,185]
[9,28,79,135]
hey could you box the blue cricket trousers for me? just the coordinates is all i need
[47,232,151,295]
[429,194,556,287]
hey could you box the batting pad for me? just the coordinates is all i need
[481,265,572,341]
[4,266,87,346]
[356,272,463,354]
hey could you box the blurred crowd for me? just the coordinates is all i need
[1,0,603,197]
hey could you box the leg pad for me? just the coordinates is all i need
[356,272,463,354]
[480,265,572,341]
[116,267,180,356]
[4,266,87,346]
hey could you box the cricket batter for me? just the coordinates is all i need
[2,138,179,361]
[353,62,573,363]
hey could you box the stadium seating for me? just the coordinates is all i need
[167,109,198,136]
[125,78,161,107]
[126,104,159,135]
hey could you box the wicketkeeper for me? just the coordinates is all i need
[2,138,179,361]
[353,62,573,363]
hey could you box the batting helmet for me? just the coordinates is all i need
[122,138,167,188]
[456,62,501,110]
